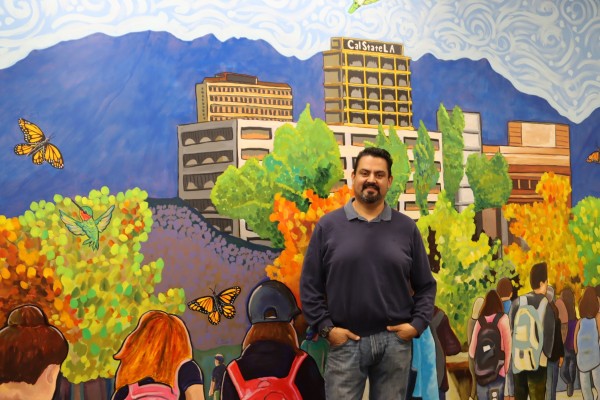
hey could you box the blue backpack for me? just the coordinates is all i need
[576,318,600,372]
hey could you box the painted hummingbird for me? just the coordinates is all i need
[59,200,115,251]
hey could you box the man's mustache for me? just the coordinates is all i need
[362,182,379,191]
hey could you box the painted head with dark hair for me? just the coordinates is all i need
[480,290,504,316]
[496,277,513,300]
[0,304,68,399]
[530,262,548,291]
[579,286,600,319]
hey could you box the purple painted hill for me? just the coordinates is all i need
[142,197,280,349]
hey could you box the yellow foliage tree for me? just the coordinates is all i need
[503,172,583,296]
[266,186,352,304]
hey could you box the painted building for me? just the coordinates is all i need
[178,119,448,244]
[195,72,293,122]
[323,37,413,129]
[481,121,571,244]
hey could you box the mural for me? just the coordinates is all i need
[1,1,599,399]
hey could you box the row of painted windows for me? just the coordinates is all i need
[209,96,291,106]
[210,105,291,116]
[208,85,290,96]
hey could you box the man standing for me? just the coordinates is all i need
[300,147,437,399]
[509,262,555,400]
[209,354,226,400]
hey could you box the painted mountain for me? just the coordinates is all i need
[1,31,598,219]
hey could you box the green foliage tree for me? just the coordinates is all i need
[211,105,343,247]
[437,104,465,206]
[18,186,185,383]
[465,152,512,212]
[413,121,439,216]
[569,196,600,286]
[365,124,411,205]
[417,191,514,343]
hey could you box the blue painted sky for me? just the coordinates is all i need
[2,0,599,123]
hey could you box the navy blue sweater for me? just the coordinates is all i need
[300,201,436,337]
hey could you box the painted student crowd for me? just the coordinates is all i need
[1,262,599,399]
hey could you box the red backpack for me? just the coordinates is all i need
[227,353,307,400]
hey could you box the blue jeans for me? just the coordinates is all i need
[545,360,559,400]
[579,364,600,400]
[324,330,412,400]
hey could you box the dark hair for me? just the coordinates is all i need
[353,147,393,177]
[579,286,599,319]
[530,262,548,289]
[242,321,302,355]
[496,277,514,299]
[0,304,68,384]
[560,287,577,321]
[480,290,504,316]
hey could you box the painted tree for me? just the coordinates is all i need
[266,186,352,303]
[18,186,185,383]
[0,215,79,339]
[437,104,465,206]
[465,152,512,212]
[503,172,583,296]
[211,104,343,247]
[417,191,514,343]
[365,124,411,205]
[569,196,600,286]
[413,121,439,216]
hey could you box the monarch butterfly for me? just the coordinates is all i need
[188,286,242,325]
[14,118,64,169]
[586,149,600,164]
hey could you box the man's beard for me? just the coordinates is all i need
[358,183,382,204]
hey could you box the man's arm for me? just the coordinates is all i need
[409,225,437,334]
[300,224,332,332]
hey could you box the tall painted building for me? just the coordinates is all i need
[195,72,293,122]
[323,37,413,129]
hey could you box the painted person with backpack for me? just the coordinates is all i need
[573,286,600,400]
[221,280,325,400]
[508,262,556,400]
[556,287,578,397]
[467,297,485,400]
[469,290,512,400]
[545,286,564,400]
[496,277,516,400]
[409,326,440,400]
[430,306,462,400]
[112,310,205,400]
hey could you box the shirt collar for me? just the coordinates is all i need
[343,198,392,222]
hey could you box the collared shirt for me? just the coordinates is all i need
[343,198,392,222]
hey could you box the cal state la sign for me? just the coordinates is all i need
[343,39,402,55]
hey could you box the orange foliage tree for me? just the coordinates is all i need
[266,186,352,304]
[503,172,583,296]
[0,215,80,340]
